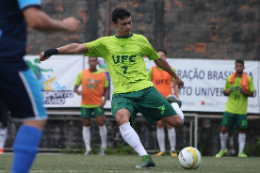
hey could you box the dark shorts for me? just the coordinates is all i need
[221,111,248,129]
[0,69,47,121]
[111,87,177,127]
[81,107,104,118]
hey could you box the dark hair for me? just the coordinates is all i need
[235,59,244,66]
[111,7,131,24]
[157,48,167,56]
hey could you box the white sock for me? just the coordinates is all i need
[220,133,228,150]
[238,133,246,154]
[168,128,176,152]
[98,125,107,149]
[156,127,165,152]
[0,127,8,149]
[82,126,91,151]
[171,103,184,123]
[119,122,148,156]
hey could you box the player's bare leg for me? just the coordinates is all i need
[97,115,107,155]
[115,109,155,168]
[82,118,91,155]
[23,120,46,130]
[162,115,183,127]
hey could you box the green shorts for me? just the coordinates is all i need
[111,87,177,127]
[221,111,248,129]
[81,107,104,119]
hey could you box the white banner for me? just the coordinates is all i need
[25,56,260,113]
[25,55,83,107]
[144,58,259,113]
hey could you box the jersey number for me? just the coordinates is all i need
[234,94,240,100]
[122,67,128,74]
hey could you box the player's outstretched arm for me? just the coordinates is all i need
[154,57,184,89]
[23,7,80,32]
[39,43,88,63]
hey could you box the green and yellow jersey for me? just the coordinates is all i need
[85,33,160,94]
[224,76,255,114]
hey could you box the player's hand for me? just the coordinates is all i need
[39,52,50,64]
[226,88,232,94]
[99,100,106,108]
[62,17,80,32]
[175,78,184,89]
[77,91,82,96]
[39,49,59,64]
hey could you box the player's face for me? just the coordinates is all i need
[88,58,98,69]
[235,62,244,75]
[158,51,167,60]
[113,17,132,37]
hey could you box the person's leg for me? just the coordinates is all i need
[154,120,166,156]
[82,118,91,154]
[81,107,92,155]
[111,89,156,168]
[96,112,107,155]
[0,69,48,173]
[166,123,177,156]
[0,99,8,153]
[216,112,236,157]
[216,126,229,157]
[115,108,155,168]
[238,130,246,157]
[116,109,148,157]
[0,127,7,153]
[220,126,229,150]
[237,114,248,157]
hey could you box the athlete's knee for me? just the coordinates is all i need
[82,118,91,126]
[115,109,130,126]
[156,120,164,128]
[221,126,228,134]
[23,119,47,131]
[238,129,246,133]
[175,116,183,127]
[97,119,105,126]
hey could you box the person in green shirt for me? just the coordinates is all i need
[39,7,184,168]
[216,60,255,158]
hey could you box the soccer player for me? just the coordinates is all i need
[148,48,180,157]
[0,99,8,154]
[39,7,184,168]
[74,57,109,156]
[0,0,80,172]
[215,60,255,158]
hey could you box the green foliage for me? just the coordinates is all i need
[244,138,260,156]
[105,143,136,155]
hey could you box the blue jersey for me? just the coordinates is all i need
[0,0,41,73]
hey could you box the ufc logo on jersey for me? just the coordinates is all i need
[155,79,171,84]
[112,55,136,64]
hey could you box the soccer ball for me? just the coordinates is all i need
[178,147,201,169]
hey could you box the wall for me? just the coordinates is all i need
[26,0,260,60]
[4,114,260,156]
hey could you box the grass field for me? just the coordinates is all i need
[0,154,260,173]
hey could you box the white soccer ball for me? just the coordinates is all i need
[178,147,201,169]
